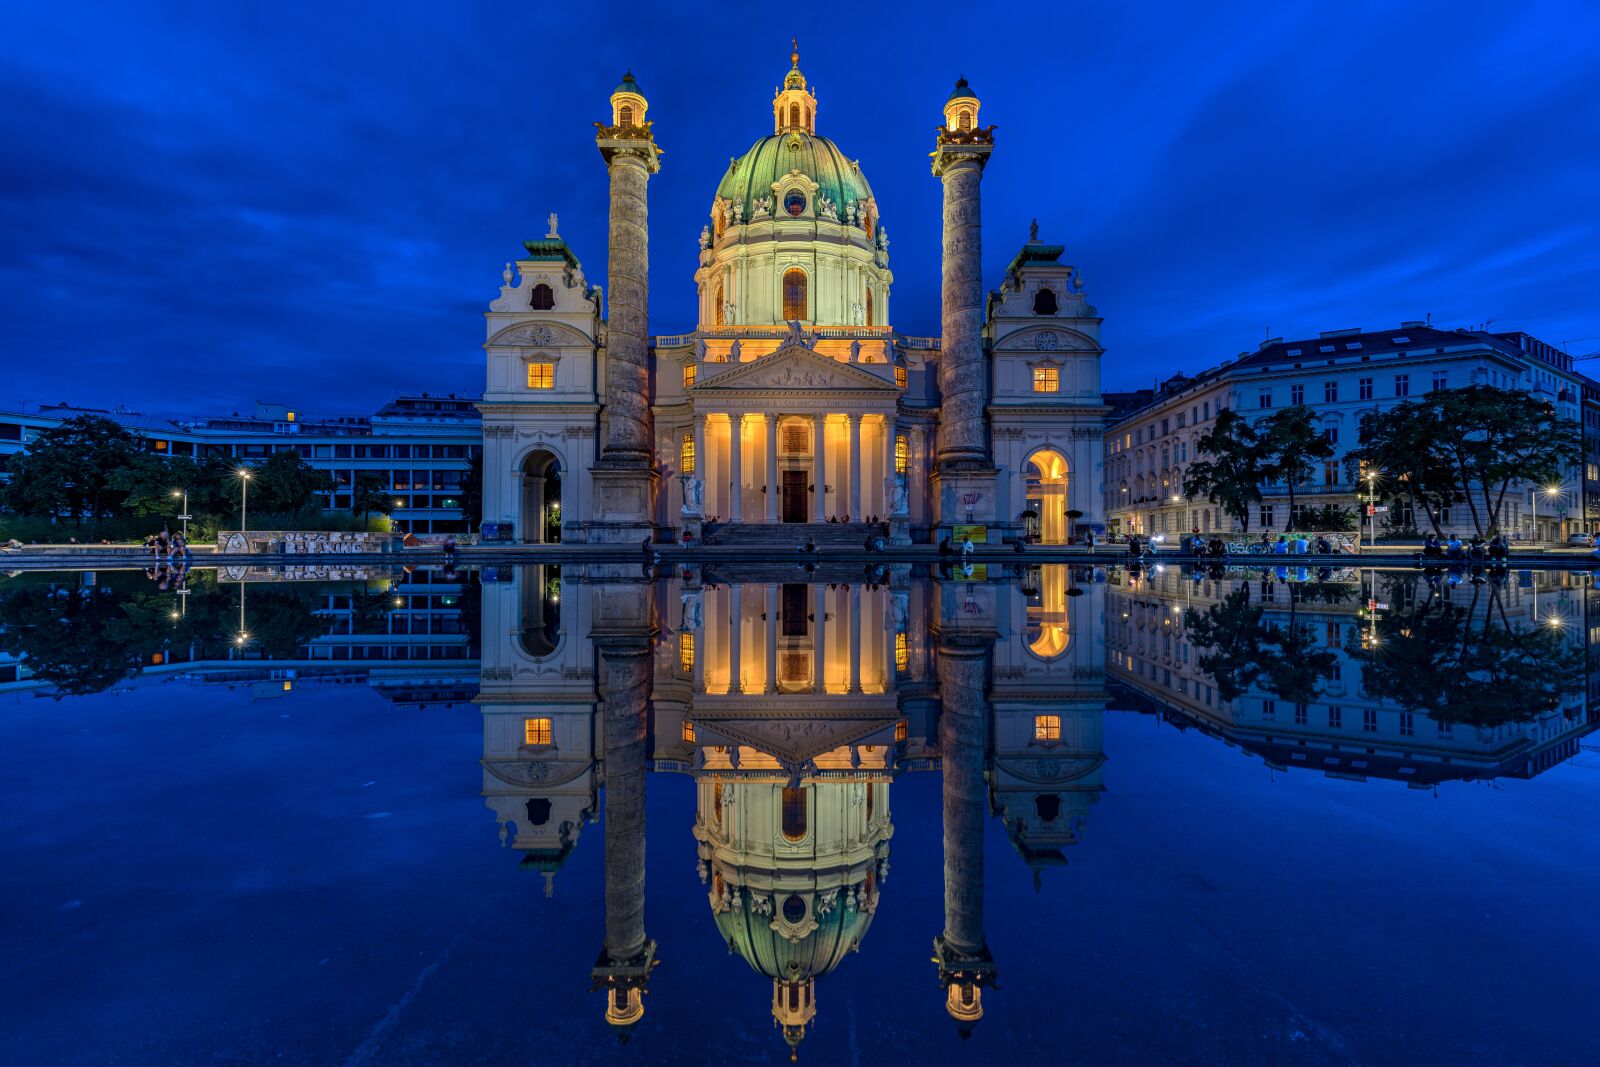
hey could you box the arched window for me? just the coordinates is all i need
[958,110,972,131]
[1034,794,1062,822]
[894,434,909,474]
[804,106,811,130]
[1033,287,1058,315]
[782,269,807,320]
[865,783,875,820]
[865,289,874,326]
[525,798,551,826]
[680,433,695,474]
[781,786,807,840]
[713,781,724,826]
[714,283,724,326]
[789,103,800,127]
[618,104,634,128]
[530,283,555,310]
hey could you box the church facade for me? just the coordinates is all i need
[478,50,1107,545]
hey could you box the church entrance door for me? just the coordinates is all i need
[781,470,808,523]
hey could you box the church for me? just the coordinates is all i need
[477,47,1107,545]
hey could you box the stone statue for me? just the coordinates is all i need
[546,212,559,238]
[502,262,513,286]
[849,339,861,362]
[886,473,909,516]
[883,339,895,362]
[680,474,704,517]
[694,337,706,361]
[783,320,810,348]
[698,225,710,249]
[728,338,741,361]
[877,225,889,252]
[1029,217,1039,242]
[681,589,703,630]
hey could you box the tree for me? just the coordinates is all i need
[247,451,334,515]
[460,450,484,527]
[350,471,396,523]
[1183,409,1266,532]
[1431,385,1582,536]
[1260,406,1333,532]
[117,453,237,523]
[1350,402,1464,537]
[0,415,144,534]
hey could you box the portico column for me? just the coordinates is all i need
[765,415,779,522]
[812,584,828,693]
[910,426,928,518]
[729,414,744,523]
[764,583,778,693]
[693,413,707,485]
[849,414,863,520]
[849,584,862,693]
[882,419,896,516]
[729,584,743,694]
[812,414,828,522]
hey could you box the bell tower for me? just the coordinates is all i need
[772,39,817,134]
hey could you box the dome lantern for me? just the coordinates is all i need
[609,71,648,129]
[773,38,817,135]
[942,77,980,135]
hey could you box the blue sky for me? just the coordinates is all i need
[2,1,1597,414]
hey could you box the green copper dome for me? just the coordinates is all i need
[715,133,875,217]
[614,71,643,96]
[714,890,875,981]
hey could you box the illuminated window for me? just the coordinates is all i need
[1033,367,1060,393]
[286,411,295,422]
[865,289,874,326]
[782,269,807,319]
[713,781,724,824]
[530,283,554,310]
[895,365,907,389]
[1033,714,1061,741]
[679,631,694,671]
[895,717,908,741]
[781,787,807,841]
[782,423,808,453]
[523,717,553,745]
[527,363,554,389]
[681,720,696,743]
[789,102,800,127]
[894,632,908,671]
[618,104,634,128]
[714,283,724,326]
[680,434,695,474]
[958,110,972,131]
[154,439,168,451]
[894,434,909,474]
[683,364,696,388]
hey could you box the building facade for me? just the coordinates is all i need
[478,52,1107,545]
[1103,324,1584,540]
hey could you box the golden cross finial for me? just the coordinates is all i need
[791,37,799,68]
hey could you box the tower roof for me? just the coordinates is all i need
[613,71,644,97]
[785,38,806,90]
[947,77,977,102]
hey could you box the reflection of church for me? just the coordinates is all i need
[475,563,1107,1056]
[477,47,1107,546]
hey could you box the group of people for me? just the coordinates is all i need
[1257,532,1335,555]
[146,527,191,564]
[1421,533,1511,561]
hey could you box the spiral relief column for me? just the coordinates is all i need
[591,73,661,542]
[933,633,997,1036]
[930,79,999,539]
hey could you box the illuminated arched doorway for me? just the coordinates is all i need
[1026,564,1070,657]
[520,450,562,544]
[518,563,562,657]
[1025,450,1070,544]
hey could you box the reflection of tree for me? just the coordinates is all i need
[1185,584,1338,703]
[1348,581,1582,726]
[245,589,327,660]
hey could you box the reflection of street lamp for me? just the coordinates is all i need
[171,489,190,541]
[237,468,252,532]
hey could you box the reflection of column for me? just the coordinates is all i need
[812,584,828,693]
[812,414,828,522]
[592,633,656,1031]
[729,414,744,522]
[933,638,996,1035]
[729,584,743,693]
[849,585,862,693]
[764,583,778,693]
[849,415,863,519]
[765,416,779,522]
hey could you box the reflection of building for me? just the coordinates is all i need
[478,49,1106,546]
[477,565,1108,1054]
[1106,567,1594,784]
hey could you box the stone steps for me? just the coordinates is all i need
[701,522,887,546]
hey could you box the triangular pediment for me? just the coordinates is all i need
[692,342,899,393]
[693,712,897,765]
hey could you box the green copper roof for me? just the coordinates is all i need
[614,71,643,96]
[714,890,874,981]
[715,133,875,216]
[522,237,580,270]
[947,77,976,102]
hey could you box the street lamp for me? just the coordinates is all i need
[171,489,190,542]
[1533,483,1560,544]
[237,468,253,533]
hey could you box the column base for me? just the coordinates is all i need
[931,466,1000,543]
[587,466,660,544]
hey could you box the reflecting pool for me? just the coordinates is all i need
[1,561,1597,1065]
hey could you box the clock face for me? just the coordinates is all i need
[785,191,806,217]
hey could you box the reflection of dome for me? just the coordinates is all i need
[714,134,875,222]
[714,885,874,982]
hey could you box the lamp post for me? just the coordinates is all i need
[1360,469,1378,554]
[171,489,190,542]
[1533,484,1560,544]
[237,468,252,533]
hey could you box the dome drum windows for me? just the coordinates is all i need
[783,190,807,217]
[781,268,808,321]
